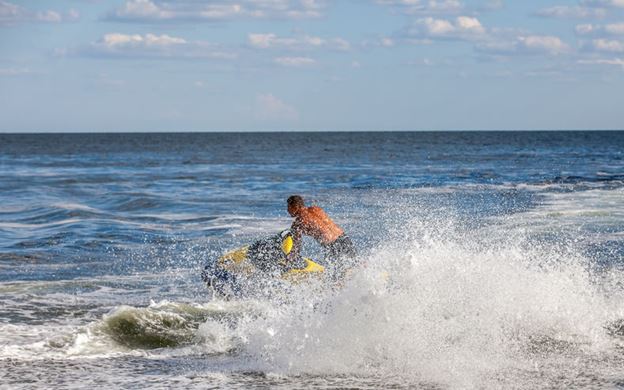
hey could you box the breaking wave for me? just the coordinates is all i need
[35,212,624,388]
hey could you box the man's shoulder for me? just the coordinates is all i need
[307,206,330,218]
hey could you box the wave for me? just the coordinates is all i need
[99,301,243,350]
[30,300,258,356]
[229,217,624,387]
[24,215,616,386]
[546,174,624,185]
[3,205,624,388]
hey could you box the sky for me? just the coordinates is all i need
[0,0,623,132]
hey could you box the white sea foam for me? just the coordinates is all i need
[489,187,624,242]
[52,202,100,212]
[2,195,624,388]
[211,214,624,388]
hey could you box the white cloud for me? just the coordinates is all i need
[576,22,624,54]
[77,33,236,60]
[477,35,570,55]
[606,23,624,34]
[406,57,437,66]
[578,58,624,68]
[360,36,399,48]
[102,33,186,47]
[456,16,486,32]
[575,22,624,36]
[576,24,597,35]
[405,16,486,40]
[0,1,19,18]
[377,0,506,15]
[422,18,455,35]
[535,6,607,19]
[0,67,31,76]
[378,8,570,61]
[536,0,624,19]
[255,93,299,121]
[581,0,624,8]
[519,35,569,54]
[248,33,350,51]
[114,0,173,20]
[380,37,395,47]
[592,38,624,52]
[36,10,63,23]
[68,9,80,21]
[273,56,316,66]
[249,33,288,49]
[376,0,464,15]
[107,0,327,22]
[0,1,79,25]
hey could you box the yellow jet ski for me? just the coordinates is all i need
[201,230,325,298]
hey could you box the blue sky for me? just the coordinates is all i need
[1,0,623,132]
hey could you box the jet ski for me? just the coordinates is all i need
[201,230,326,298]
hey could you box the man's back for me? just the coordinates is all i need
[294,206,344,245]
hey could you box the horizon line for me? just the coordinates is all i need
[1,129,624,135]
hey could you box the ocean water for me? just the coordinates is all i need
[0,131,623,389]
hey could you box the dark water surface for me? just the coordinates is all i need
[1,131,623,389]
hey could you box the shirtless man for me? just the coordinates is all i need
[287,195,356,276]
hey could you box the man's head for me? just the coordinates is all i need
[287,195,305,216]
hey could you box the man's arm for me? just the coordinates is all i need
[288,219,303,262]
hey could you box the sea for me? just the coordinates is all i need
[1,131,623,389]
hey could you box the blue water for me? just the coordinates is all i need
[1,131,623,389]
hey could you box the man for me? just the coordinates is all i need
[286,195,356,277]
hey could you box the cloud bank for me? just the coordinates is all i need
[248,33,350,51]
[0,1,78,26]
[106,0,326,22]
[75,33,236,60]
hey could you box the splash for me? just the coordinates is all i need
[12,210,623,388]
[223,216,624,388]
